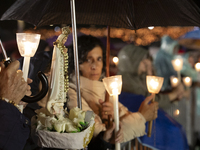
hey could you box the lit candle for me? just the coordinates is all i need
[171,57,183,82]
[173,109,180,116]
[103,75,122,150]
[146,75,164,137]
[170,76,179,88]
[195,62,200,72]
[113,56,119,66]
[16,33,41,81]
[183,76,192,87]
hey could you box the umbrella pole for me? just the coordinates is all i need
[70,0,82,109]
[104,26,113,127]
[105,26,112,127]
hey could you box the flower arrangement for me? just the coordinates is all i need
[31,107,95,149]
[35,107,89,133]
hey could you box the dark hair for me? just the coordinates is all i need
[68,35,106,76]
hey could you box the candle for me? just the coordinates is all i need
[113,56,119,66]
[171,57,183,81]
[183,76,192,87]
[195,62,200,72]
[103,75,122,150]
[170,76,179,88]
[146,75,164,137]
[173,109,180,116]
[16,33,41,81]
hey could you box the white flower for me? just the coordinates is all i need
[69,107,85,123]
[54,120,66,133]
[45,116,57,130]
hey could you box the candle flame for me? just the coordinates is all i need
[185,77,191,83]
[150,79,159,90]
[175,59,181,66]
[113,57,119,64]
[195,62,200,71]
[174,109,180,116]
[172,78,178,84]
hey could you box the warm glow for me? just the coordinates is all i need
[149,79,159,90]
[171,58,183,71]
[183,76,192,87]
[174,109,180,116]
[111,82,118,89]
[146,76,164,94]
[195,62,200,72]
[113,57,119,65]
[23,42,36,56]
[185,77,191,83]
[17,33,41,57]
[102,75,122,96]
[170,76,179,87]
[148,26,154,30]
[173,78,178,84]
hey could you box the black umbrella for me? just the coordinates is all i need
[1,0,200,29]
[1,0,200,142]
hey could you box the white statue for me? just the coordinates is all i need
[47,26,71,115]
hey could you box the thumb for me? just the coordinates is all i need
[144,94,154,104]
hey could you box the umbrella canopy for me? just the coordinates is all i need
[1,0,200,29]
[179,28,200,49]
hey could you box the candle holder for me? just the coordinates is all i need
[102,75,122,150]
[171,58,183,82]
[146,76,164,137]
[195,62,200,72]
[16,33,41,81]
[170,76,179,88]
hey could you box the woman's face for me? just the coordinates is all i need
[79,46,103,81]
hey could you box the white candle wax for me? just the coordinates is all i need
[22,56,30,82]
[113,93,120,150]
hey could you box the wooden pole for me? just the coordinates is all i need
[104,26,112,127]
[148,93,155,137]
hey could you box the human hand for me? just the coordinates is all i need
[138,94,159,121]
[103,122,124,144]
[99,99,114,120]
[0,61,29,104]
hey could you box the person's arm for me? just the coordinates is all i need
[118,95,158,142]
[0,99,30,150]
[0,61,31,150]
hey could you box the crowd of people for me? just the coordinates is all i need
[0,27,195,150]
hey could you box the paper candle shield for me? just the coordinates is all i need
[31,111,95,149]
[16,33,40,57]
[146,76,164,94]
[102,75,122,96]
[171,58,183,71]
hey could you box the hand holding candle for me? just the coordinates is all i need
[103,75,122,150]
[16,33,41,81]
[146,75,164,137]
